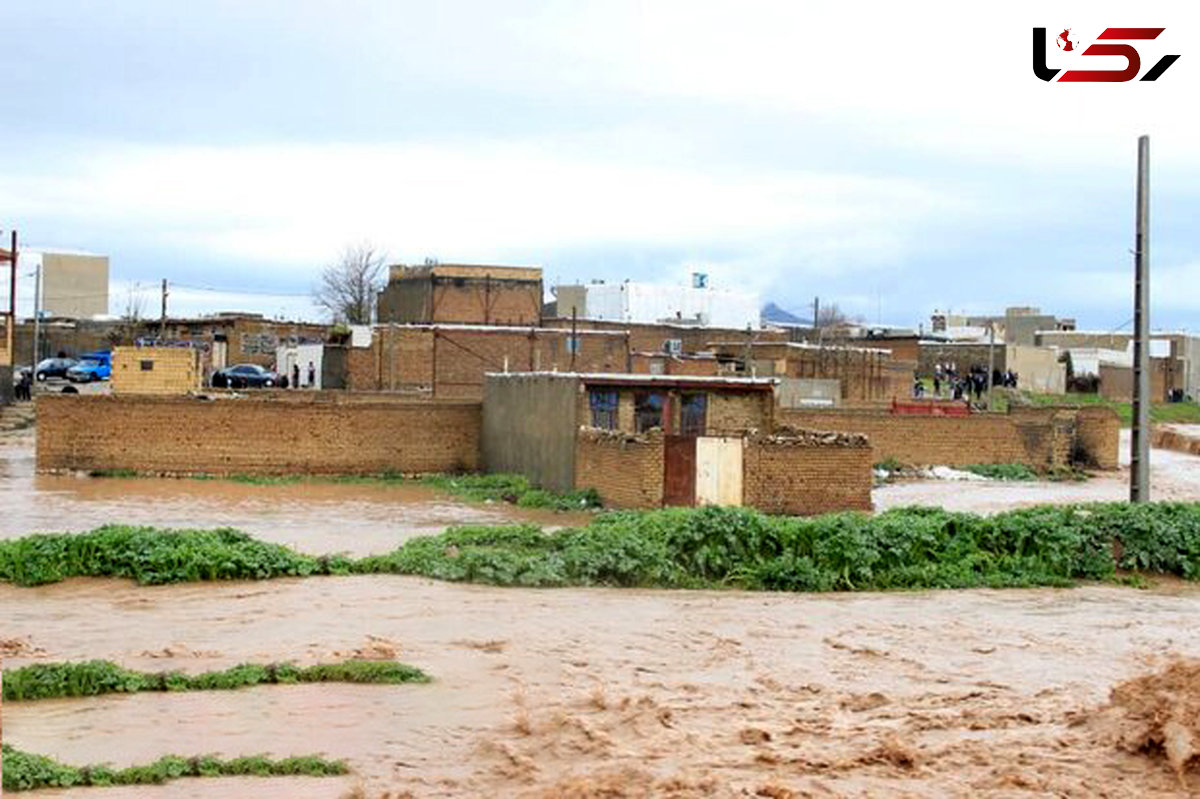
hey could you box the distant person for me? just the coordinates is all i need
[16,369,32,401]
[307,361,316,388]
[292,363,300,389]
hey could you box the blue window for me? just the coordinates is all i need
[589,389,619,429]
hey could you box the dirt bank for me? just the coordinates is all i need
[4,576,1200,797]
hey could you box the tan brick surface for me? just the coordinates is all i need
[112,347,201,395]
[574,429,665,508]
[36,394,479,476]
[743,434,874,515]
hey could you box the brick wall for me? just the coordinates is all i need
[574,428,665,508]
[112,347,201,395]
[743,431,874,515]
[36,394,480,475]
[1074,406,1122,469]
[360,326,630,398]
[777,406,1116,470]
[708,392,772,434]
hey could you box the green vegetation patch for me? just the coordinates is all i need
[4,504,1199,593]
[963,463,1040,481]
[0,525,351,587]
[1,745,348,792]
[3,659,430,702]
[1019,392,1200,428]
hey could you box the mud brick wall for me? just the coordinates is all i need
[36,394,480,475]
[708,392,772,434]
[743,432,874,515]
[112,347,201,395]
[777,407,1110,470]
[574,429,664,508]
[1152,426,1200,457]
[1074,407,1122,469]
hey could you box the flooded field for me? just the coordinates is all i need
[5,577,1200,797]
[0,429,584,556]
[4,416,1200,796]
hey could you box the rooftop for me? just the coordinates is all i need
[485,371,778,390]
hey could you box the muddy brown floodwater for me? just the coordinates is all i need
[4,577,1200,797]
[0,430,587,555]
[4,422,1200,797]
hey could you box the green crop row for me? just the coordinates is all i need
[3,503,1199,592]
[2,659,430,702]
[1,745,348,792]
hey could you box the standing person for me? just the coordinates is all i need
[307,361,316,389]
[933,364,943,398]
[292,363,300,389]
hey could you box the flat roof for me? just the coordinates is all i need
[485,371,777,390]
[708,340,894,355]
[390,263,542,281]
[377,323,628,336]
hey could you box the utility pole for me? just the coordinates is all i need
[159,279,169,342]
[986,321,995,411]
[812,296,820,330]
[5,231,16,366]
[32,259,42,367]
[1131,135,1151,503]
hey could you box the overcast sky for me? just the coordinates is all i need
[2,1,1198,328]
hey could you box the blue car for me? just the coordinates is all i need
[66,351,113,383]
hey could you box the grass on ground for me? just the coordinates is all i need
[1019,392,1200,427]
[3,504,1199,592]
[1,745,347,792]
[2,659,429,702]
[84,470,602,511]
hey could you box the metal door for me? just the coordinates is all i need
[695,436,744,506]
[663,435,696,507]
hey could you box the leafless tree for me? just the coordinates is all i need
[815,302,850,328]
[107,285,148,347]
[314,243,386,324]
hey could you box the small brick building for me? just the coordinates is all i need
[482,372,873,514]
[377,264,543,326]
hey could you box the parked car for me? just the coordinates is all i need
[211,363,279,389]
[35,357,79,381]
[66,352,113,383]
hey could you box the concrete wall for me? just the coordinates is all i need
[1099,360,1172,402]
[743,432,873,515]
[1006,345,1066,394]
[112,347,201,395]
[41,253,109,318]
[37,393,480,476]
[574,428,665,508]
[776,378,841,408]
[777,406,1119,470]
[482,373,580,493]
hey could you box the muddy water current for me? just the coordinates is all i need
[0,432,585,556]
[5,428,1200,796]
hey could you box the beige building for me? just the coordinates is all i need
[41,252,110,318]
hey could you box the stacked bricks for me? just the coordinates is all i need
[112,347,201,395]
[36,393,480,475]
[574,428,665,508]
[743,430,874,515]
[777,406,1119,471]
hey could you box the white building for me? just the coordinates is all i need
[555,274,760,329]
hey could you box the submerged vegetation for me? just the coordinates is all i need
[1,745,348,792]
[3,504,1199,592]
[84,470,602,510]
[3,659,430,702]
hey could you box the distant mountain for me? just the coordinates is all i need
[761,302,808,326]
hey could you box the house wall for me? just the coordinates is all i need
[481,373,580,493]
[574,428,665,508]
[776,406,1118,470]
[743,432,874,515]
[1075,406,1122,470]
[543,318,786,355]
[36,394,479,476]
[1099,360,1174,402]
[360,326,629,399]
[918,342,1006,376]
[377,266,543,326]
[111,347,201,395]
[1006,345,1066,394]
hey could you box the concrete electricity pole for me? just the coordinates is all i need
[1131,135,1151,503]
[160,279,169,342]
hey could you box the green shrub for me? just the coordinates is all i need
[3,659,430,702]
[963,463,1039,481]
[0,745,347,792]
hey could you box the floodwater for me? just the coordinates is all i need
[5,576,1200,797]
[5,419,1200,796]
[876,430,1200,512]
[0,429,587,556]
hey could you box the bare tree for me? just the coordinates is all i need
[815,302,849,328]
[107,285,148,347]
[314,243,386,324]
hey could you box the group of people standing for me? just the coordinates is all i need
[912,363,1019,401]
